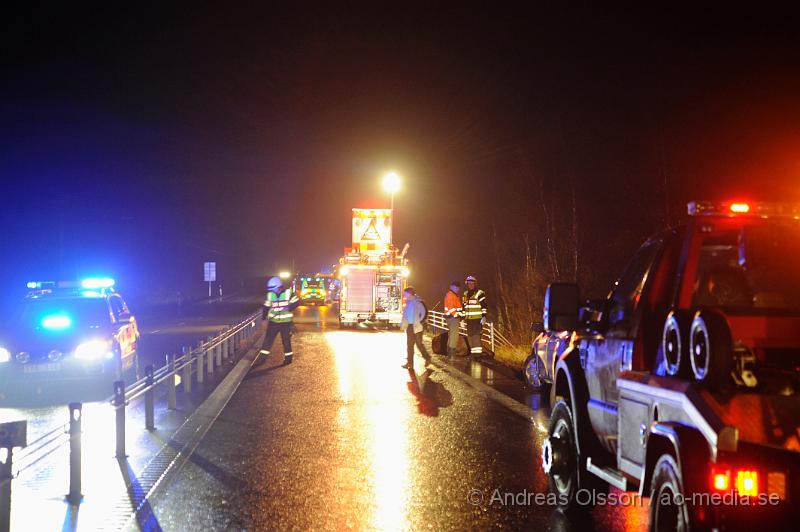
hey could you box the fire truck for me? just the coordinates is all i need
[338,208,409,329]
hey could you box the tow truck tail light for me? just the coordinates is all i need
[767,472,786,500]
[711,465,786,500]
[711,467,731,491]
[735,470,759,497]
[729,202,750,213]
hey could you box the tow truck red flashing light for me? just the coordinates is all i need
[688,200,800,218]
[710,465,786,500]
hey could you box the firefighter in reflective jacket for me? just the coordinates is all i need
[260,276,301,364]
[462,275,487,356]
[443,281,464,356]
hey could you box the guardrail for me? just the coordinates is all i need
[0,309,262,532]
[426,310,515,353]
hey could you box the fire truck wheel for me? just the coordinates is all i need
[689,310,733,389]
[649,454,694,532]
[661,310,691,377]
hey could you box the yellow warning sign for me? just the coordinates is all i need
[361,219,382,240]
[352,208,392,249]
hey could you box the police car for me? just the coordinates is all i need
[0,278,139,401]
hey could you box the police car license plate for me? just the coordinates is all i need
[23,363,61,374]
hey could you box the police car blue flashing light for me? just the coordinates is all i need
[41,315,73,330]
[81,278,115,289]
[80,290,104,298]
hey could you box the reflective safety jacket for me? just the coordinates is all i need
[462,289,487,320]
[264,289,300,323]
[444,290,463,318]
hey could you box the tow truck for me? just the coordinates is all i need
[0,278,140,403]
[540,201,800,530]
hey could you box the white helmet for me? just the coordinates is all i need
[267,276,283,292]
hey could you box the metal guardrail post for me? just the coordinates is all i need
[197,341,206,383]
[0,450,12,532]
[490,322,495,353]
[167,354,177,410]
[113,380,126,458]
[182,346,192,394]
[144,365,155,431]
[216,335,223,366]
[0,420,26,532]
[204,338,213,376]
[222,329,229,361]
[67,402,82,504]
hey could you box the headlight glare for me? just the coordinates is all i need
[74,340,113,361]
[0,347,10,363]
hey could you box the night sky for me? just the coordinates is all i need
[3,5,800,309]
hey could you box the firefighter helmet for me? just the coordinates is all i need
[465,275,477,283]
[267,276,283,292]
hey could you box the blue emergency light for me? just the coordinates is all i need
[81,278,115,289]
[41,314,72,330]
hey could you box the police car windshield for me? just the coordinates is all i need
[19,298,110,330]
[692,223,800,313]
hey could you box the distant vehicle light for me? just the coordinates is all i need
[339,266,350,276]
[0,347,10,363]
[74,339,113,361]
[735,470,759,497]
[26,281,38,289]
[279,271,291,280]
[41,315,73,330]
[730,202,750,213]
[81,278,115,289]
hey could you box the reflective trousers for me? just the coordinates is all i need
[465,319,482,355]
[262,321,292,355]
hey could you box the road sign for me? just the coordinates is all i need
[204,262,216,282]
[352,209,392,254]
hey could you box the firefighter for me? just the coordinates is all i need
[462,275,487,356]
[260,276,301,364]
[443,280,463,356]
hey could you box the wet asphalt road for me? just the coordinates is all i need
[150,307,649,531]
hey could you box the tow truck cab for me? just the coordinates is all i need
[542,201,800,529]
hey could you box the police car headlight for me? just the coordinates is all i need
[0,347,10,363]
[74,339,113,361]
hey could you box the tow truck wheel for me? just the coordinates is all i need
[649,454,693,532]
[689,311,733,389]
[543,400,600,512]
[662,310,691,377]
